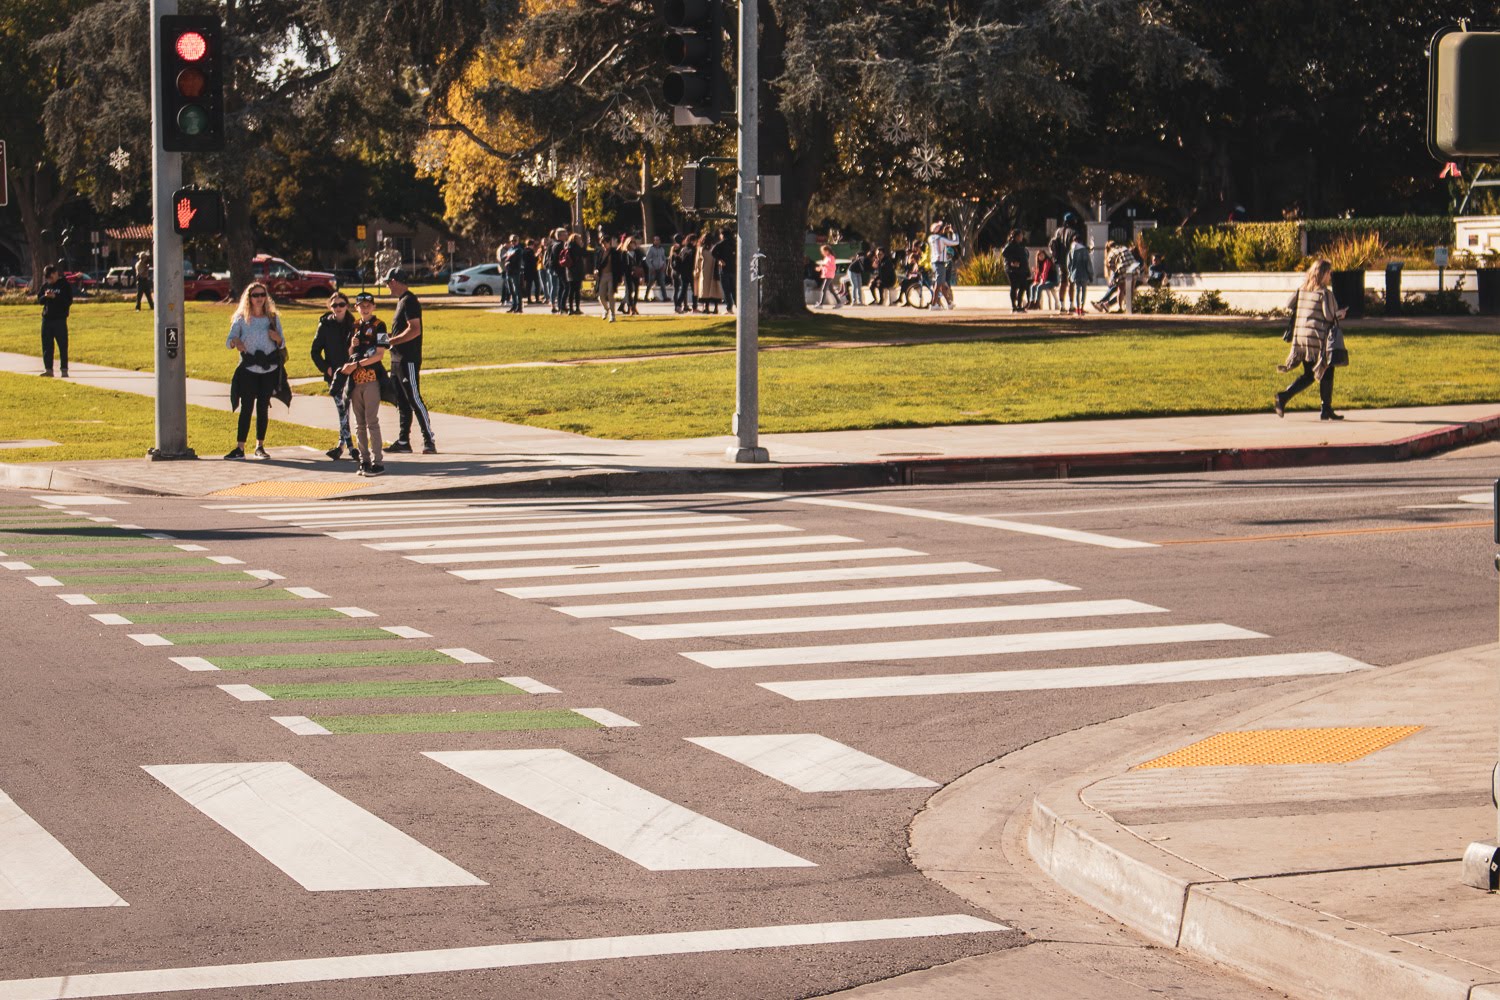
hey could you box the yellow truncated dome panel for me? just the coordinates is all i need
[209,481,370,498]
[1134,726,1423,769]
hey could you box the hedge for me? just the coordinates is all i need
[1303,216,1453,254]
[1142,216,1457,272]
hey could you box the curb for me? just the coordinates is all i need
[1025,647,1500,1000]
[4,413,1498,499]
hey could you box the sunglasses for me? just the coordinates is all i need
[331,302,348,308]
[249,291,267,299]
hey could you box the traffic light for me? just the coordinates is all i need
[1428,28,1500,158]
[172,189,223,235]
[159,15,225,152]
[661,0,729,125]
[682,164,718,212]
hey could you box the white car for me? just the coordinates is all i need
[448,263,503,296]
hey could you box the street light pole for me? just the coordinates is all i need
[726,0,768,463]
[148,0,194,460]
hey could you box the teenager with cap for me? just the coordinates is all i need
[382,268,435,454]
[343,292,390,476]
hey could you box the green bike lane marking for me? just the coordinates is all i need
[142,627,406,646]
[82,589,302,605]
[107,608,348,624]
[0,528,153,540]
[21,557,220,569]
[0,541,182,554]
[228,679,529,700]
[279,710,606,735]
[172,650,464,671]
[52,571,253,585]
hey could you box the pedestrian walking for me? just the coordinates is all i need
[645,235,670,302]
[310,292,357,462]
[712,229,736,314]
[224,282,289,460]
[1002,230,1031,312]
[1066,233,1092,315]
[928,222,960,309]
[815,244,842,308]
[133,251,153,311]
[595,234,625,322]
[343,292,392,476]
[36,264,72,378]
[845,244,866,305]
[694,230,723,314]
[563,233,587,315]
[382,268,436,454]
[621,236,644,315]
[1274,258,1348,421]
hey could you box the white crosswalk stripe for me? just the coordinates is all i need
[556,579,1079,618]
[328,514,742,541]
[0,786,126,909]
[425,749,815,870]
[683,623,1264,669]
[405,534,856,565]
[369,523,801,552]
[686,735,938,792]
[500,562,1000,599]
[143,762,485,891]
[450,547,926,582]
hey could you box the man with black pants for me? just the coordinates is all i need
[382,269,436,454]
[37,265,73,377]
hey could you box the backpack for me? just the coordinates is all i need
[558,244,574,269]
[545,241,563,269]
[1048,229,1068,265]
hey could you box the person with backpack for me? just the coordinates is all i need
[546,228,568,313]
[562,233,587,315]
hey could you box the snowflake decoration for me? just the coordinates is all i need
[607,109,639,144]
[521,151,558,187]
[558,159,591,187]
[637,108,670,145]
[107,146,131,174]
[881,113,916,146]
[110,189,131,208]
[906,144,947,181]
[607,107,673,146]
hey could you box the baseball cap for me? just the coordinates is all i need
[353,292,375,304]
[382,268,409,284]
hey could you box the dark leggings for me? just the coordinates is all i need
[566,278,583,313]
[1280,361,1335,410]
[41,319,68,372]
[236,369,277,442]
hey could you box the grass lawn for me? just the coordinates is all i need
[414,329,1500,439]
[0,370,332,462]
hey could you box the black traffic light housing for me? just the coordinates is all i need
[159,14,225,152]
[662,0,730,125]
[171,189,223,235]
[1428,26,1500,159]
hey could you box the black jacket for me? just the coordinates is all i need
[230,352,292,411]
[310,312,354,384]
[38,278,73,320]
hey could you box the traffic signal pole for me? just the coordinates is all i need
[726,0,768,463]
[148,0,195,460]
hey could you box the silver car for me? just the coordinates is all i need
[447,263,503,296]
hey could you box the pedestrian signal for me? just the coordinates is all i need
[172,189,223,235]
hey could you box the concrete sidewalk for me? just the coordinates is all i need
[2,351,1499,498]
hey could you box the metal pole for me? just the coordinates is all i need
[148,0,194,460]
[727,0,768,463]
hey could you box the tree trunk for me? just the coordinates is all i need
[759,191,812,317]
[224,192,255,295]
[12,166,64,277]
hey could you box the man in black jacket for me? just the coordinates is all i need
[37,265,73,377]
[310,293,357,461]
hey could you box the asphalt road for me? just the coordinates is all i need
[1,446,1496,999]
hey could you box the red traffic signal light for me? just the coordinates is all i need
[171,189,223,236]
[159,15,224,152]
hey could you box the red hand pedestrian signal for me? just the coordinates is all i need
[175,197,198,231]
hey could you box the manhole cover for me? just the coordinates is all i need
[624,677,675,686]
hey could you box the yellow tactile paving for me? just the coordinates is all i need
[1133,726,1423,769]
[208,480,369,499]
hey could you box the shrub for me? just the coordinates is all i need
[1142,222,1302,272]
[955,251,1007,286]
[1195,289,1231,314]
[1304,216,1453,255]
[1323,233,1386,271]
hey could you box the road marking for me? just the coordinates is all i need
[88,613,133,625]
[558,579,1079,618]
[686,734,938,792]
[618,599,1167,640]
[86,589,301,605]
[333,606,376,618]
[329,514,742,541]
[453,548,926,582]
[156,628,397,646]
[26,576,62,587]
[381,625,432,639]
[502,562,999,600]
[1164,521,1491,545]
[286,587,329,599]
[171,656,220,671]
[272,715,334,735]
[501,563,996,602]
[0,914,1007,998]
[127,633,173,646]
[369,523,799,552]
[434,647,491,663]
[218,684,273,701]
[172,650,466,672]
[174,544,210,551]
[57,594,96,605]
[28,495,128,505]
[211,499,668,514]
[501,676,561,694]
[244,569,285,580]
[686,623,1264,669]
[252,504,670,525]
[977,486,1484,519]
[1459,492,1492,505]
[572,708,640,727]
[86,516,115,523]
[735,494,1157,549]
[407,534,855,565]
[142,762,485,891]
[0,787,127,910]
[206,556,245,565]
[142,532,176,540]
[0,561,33,570]
[426,749,815,870]
[761,651,1373,701]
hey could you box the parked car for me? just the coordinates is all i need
[103,266,137,289]
[252,254,337,301]
[2,275,31,291]
[64,271,98,293]
[448,263,502,296]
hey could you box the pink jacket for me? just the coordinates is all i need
[819,253,837,280]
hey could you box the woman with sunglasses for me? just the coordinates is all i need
[225,282,288,460]
[310,292,358,462]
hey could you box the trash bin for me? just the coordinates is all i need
[1478,269,1500,316]
[1331,269,1366,319]
[1384,262,1403,316]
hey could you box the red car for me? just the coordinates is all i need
[252,255,338,301]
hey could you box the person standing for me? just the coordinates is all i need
[694,231,723,314]
[133,251,153,311]
[310,292,357,462]
[815,244,842,308]
[382,268,436,454]
[594,234,625,322]
[1275,258,1348,421]
[645,235,669,302]
[36,265,73,378]
[563,233,587,315]
[1002,230,1031,312]
[343,292,390,476]
[225,282,288,460]
[544,228,566,312]
[927,222,960,309]
[1049,213,1083,314]
[676,234,699,313]
[621,236,644,315]
[500,236,524,313]
[845,244,866,306]
[1066,232,1093,316]
[712,229,736,315]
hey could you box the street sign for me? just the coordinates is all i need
[356,225,367,241]
[90,231,100,244]
[0,140,7,208]
[166,326,180,360]
[1436,245,1450,268]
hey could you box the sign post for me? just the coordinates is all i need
[726,0,768,463]
[0,140,8,209]
[148,0,195,460]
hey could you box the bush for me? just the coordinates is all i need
[1323,233,1386,271]
[1304,216,1453,255]
[1132,286,1240,316]
[1142,222,1302,272]
[955,251,1007,286]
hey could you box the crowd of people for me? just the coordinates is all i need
[492,228,738,319]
